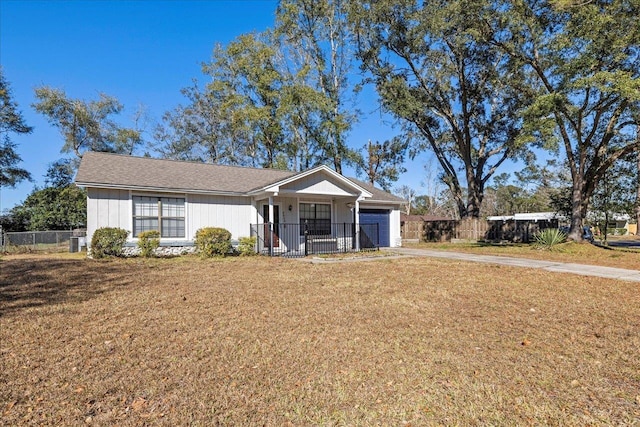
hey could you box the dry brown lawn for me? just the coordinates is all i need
[404,239,640,271]
[1,253,639,426]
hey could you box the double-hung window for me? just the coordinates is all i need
[300,203,331,235]
[133,196,185,238]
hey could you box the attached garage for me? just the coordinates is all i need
[359,209,390,247]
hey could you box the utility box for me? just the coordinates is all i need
[69,237,79,253]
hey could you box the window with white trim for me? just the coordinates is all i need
[300,203,331,235]
[133,196,185,238]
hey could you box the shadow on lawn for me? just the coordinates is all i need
[0,257,133,317]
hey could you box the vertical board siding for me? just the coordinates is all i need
[279,197,298,224]
[87,188,130,244]
[188,194,252,240]
[389,209,401,247]
[86,189,97,244]
[334,203,353,224]
[88,189,253,243]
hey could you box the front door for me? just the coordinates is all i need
[263,205,280,247]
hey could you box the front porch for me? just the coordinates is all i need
[250,222,380,257]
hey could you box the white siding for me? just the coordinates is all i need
[277,197,298,225]
[87,189,254,244]
[334,203,354,224]
[389,208,402,247]
[187,194,253,240]
[86,188,130,244]
[281,172,355,196]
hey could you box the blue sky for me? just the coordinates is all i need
[1,0,507,212]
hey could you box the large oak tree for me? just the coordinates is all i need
[487,0,639,240]
[350,0,534,218]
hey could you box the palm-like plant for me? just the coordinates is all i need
[533,228,567,250]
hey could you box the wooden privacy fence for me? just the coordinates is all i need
[401,220,425,240]
[401,218,553,243]
[402,218,487,242]
[453,218,490,240]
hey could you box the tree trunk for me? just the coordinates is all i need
[333,134,342,174]
[466,178,484,219]
[568,181,585,242]
[454,190,467,219]
[636,148,640,230]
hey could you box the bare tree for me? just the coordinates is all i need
[395,185,416,215]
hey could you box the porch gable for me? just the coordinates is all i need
[278,172,358,197]
[255,165,372,199]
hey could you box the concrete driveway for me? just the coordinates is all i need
[391,247,640,283]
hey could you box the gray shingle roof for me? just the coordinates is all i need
[75,152,296,194]
[75,152,403,203]
[346,177,406,203]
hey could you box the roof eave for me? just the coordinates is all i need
[359,199,404,205]
[75,182,248,197]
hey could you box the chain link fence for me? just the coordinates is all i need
[1,230,86,253]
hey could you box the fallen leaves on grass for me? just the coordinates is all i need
[1,254,639,425]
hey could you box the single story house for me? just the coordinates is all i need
[75,152,404,256]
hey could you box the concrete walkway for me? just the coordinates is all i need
[392,247,640,283]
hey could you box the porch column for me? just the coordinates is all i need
[251,197,258,224]
[355,199,360,250]
[268,196,274,255]
[268,196,274,224]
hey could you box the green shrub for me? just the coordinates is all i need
[237,236,257,256]
[137,230,160,257]
[533,228,566,250]
[605,228,627,236]
[195,227,232,257]
[91,227,129,258]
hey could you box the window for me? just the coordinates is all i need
[133,196,185,238]
[300,203,331,235]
